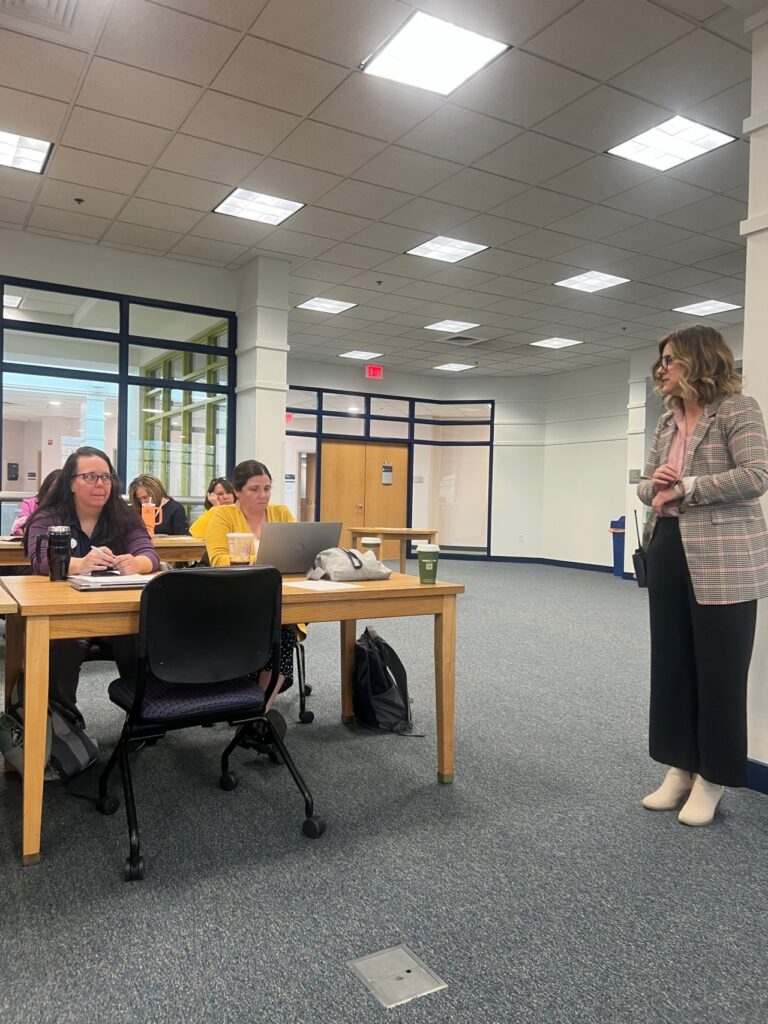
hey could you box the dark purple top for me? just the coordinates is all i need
[28,508,160,576]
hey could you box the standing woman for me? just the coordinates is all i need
[25,446,159,724]
[638,325,768,825]
[128,474,188,535]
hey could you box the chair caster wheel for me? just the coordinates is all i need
[303,683,313,696]
[219,771,238,791]
[299,710,315,724]
[302,814,326,839]
[124,857,144,881]
[96,795,120,816]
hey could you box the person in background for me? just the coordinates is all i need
[204,460,300,710]
[189,476,235,539]
[25,446,159,724]
[11,469,61,536]
[638,325,768,827]
[128,474,188,535]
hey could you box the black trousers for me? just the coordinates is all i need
[49,636,138,723]
[646,517,756,787]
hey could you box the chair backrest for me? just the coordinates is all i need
[138,566,282,685]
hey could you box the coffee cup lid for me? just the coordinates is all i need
[418,543,440,552]
[226,532,253,538]
[361,536,381,544]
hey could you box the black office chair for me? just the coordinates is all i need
[96,566,325,881]
[295,640,314,724]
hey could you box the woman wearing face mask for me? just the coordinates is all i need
[638,325,768,826]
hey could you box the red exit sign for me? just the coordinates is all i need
[365,364,384,380]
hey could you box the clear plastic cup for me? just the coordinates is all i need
[417,543,440,584]
[227,532,254,564]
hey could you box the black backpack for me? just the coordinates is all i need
[352,627,419,734]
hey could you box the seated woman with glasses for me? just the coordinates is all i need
[128,474,189,535]
[25,446,159,725]
[189,476,235,538]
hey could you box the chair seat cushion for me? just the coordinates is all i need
[109,674,266,721]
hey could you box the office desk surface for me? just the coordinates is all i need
[0,535,205,567]
[1,571,463,865]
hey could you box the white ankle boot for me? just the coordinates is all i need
[642,767,694,810]
[678,775,724,826]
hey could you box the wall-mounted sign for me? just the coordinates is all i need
[382,463,393,486]
[285,412,293,424]
[365,364,383,380]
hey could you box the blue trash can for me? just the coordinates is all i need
[609,516,625,577]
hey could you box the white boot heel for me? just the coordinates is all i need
[678,775,724,826]
[642,767,694,810]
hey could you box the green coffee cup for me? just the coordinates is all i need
[417,543,439,584]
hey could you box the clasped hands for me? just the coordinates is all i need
[80,546,141,575]
[651,463,680,515]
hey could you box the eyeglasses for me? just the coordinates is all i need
[73,472,113,485]
[659,355,675,370]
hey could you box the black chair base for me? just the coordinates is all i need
[296,643,314,724]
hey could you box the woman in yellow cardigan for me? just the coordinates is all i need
[204,460,302,712]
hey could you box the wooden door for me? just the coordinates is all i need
[298,451,317,522]
[320,440,366,544]
[364,442,408,559]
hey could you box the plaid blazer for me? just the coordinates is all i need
[638,393,768,605]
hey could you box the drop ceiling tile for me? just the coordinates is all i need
[281,207,372,240]
[171,236,248,262]
[352,147,462,194]
[0,166,43,202]
[602,254,680,280]
[398,105,522,165]
[490,188,590,227]
[36,180,126,220]
[238,159,341,203]
[652,234,739,263]
[686,80,750,138]
[461,250,538,275]
[525,0,691,79]
[704,8,751,48]
[0,196,30,225]
[543,155,656,203]
[118,197,204,233]
[611,29,749,109]
[659,194,746,231]
[439,288,505,308]
[685,276,744,298]
[367,293,425,314]
[536,86,671,154]
[77,58,199,131]
[549,205,644,240]
[706,222,744,245]
[474,276,541,298]
[424,267,498,289]
[448,213,531,247]
[156,135,260,185]
[136,169,230,211]
[212,37,347,116]
[694,252,745,276]
[644,267,720,290]
[315,179,410,218]
[97,0,240,85]
[603,221,693,253]
[666,139,749,191]
[271,121,386,176]
[62,108,171,165]
[0,84,68,141]
[182,92,299,153]
[603,177,714,218]
[453,49,595,128]
[373,254,452,279]
[426,168,529,211]
[311,74,441,143]
[319,242,392,268]
[512,261,584,285]
[504,228,583,259]
[29,206,110,240]
[256,229,334,258]
[250,0,408,68]
[383,197,475,233]
[102,222,182,251]
[151,0,270,29]
[476,132,591,184]
[661,3,725,22]
[551,241,634,269]
[294,260,362,284]
[0,29,85,102]
[47,148,148,194]
[347,223,431,253]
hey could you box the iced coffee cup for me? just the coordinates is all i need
[227,532,254,564]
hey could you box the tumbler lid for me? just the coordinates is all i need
[48,525,71,535]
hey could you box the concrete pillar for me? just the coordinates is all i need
[80,396,105,451]
[738,1,768,767]
[235,256,290,501]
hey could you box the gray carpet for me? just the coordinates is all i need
[1,561,766,1024]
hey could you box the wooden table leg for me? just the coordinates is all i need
[22,616,50,865]
[434,596,456,784]
[399,540,406,574]
[340,619,356,723]
[3,613,24,776]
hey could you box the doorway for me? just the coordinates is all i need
[319,439,408,558]
[298,451,317,522]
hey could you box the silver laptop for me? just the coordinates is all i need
[256,521,342,575]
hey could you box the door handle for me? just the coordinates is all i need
[355,503,363,509]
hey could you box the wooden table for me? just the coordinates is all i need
[1,571,463,865]
[0,535,205,567]
[348,527,439,574]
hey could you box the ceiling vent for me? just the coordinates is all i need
[444,335,484,347]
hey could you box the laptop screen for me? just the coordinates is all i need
[255,522,342,574]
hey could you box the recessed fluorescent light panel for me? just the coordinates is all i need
[361,11,508,96]
[425,319,481,332]
[214,188,303,225]
[296,297,357,314]
[0,131,52,173]
[530,338,583,350]
[407,236,488,263]
[608,116,735,171]
[339,350,383,360]
[556,271,629,293]
[434,362,474,371]
[3,294,22,308]
[672,300,742,315]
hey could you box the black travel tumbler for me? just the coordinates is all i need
[46,525,72,582]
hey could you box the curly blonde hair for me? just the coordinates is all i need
[652,324,742,407]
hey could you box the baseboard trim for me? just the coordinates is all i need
[747,759,768,795]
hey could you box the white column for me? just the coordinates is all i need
[738,1,768,766]
[80,396,105,450]
[235,256,290,501]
